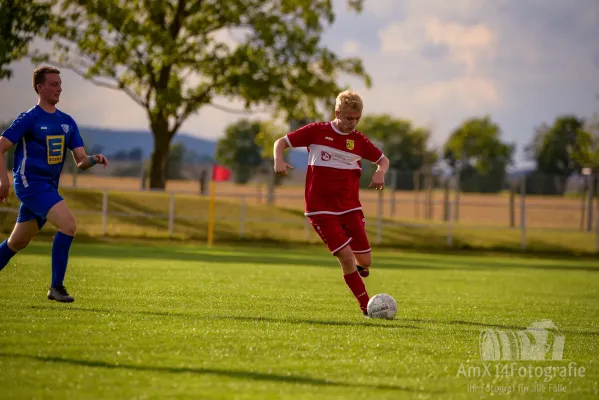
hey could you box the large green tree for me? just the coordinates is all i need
[255,119,288,185]
[358,114,436,189]
[216,119,263,184]
[0,0,51,80]
[525,115,587,194]
[32,0,370,189]
[444,116,514,193]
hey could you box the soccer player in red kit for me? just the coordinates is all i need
[273,90,389,316]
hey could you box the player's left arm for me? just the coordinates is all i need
[71,147,109,170]
[67,118,108,170]
[361,135,389,190]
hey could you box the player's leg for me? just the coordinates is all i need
[41,194,76,303]
[0,215,41,272]
[309,214,370,315]
[342,210,372,278]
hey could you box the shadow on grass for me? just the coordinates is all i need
[0,352,436,393]
[28,305,420,331]
[401,318,599,337]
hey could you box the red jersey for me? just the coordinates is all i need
[285,121,384,216]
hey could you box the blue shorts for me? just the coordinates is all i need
[15,183,64,229]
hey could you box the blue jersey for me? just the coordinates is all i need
[1,105,84,191]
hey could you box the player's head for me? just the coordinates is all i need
[334,90,363,133]
[33,66,62,105]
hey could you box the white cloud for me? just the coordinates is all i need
[424,19,495,73]
[341,40,360,55]
[414,77,500,110]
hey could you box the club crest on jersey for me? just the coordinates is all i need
[346,139,354,150]
[61,124,69,134]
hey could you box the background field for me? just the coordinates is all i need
[55,173,598,232]
[0,242,597,399]
[0,174,596,256]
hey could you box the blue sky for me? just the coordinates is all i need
[1,0,598,167]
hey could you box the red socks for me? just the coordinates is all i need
[343,270,369,312]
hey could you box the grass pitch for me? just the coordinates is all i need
[0,242,597,399]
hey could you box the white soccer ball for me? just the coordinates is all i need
[367,293,397,319]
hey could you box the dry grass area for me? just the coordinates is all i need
[56,174,597,231]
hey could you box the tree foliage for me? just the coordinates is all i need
[0,0,51,80]
[216,119,263,184]
[32,0,370,189]
[358,114,437,188]
[443,116,514,193]
[525,115,589,194]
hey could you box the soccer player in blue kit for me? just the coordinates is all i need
[0,66,108,302]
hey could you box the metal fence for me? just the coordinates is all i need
[1,165,597,253]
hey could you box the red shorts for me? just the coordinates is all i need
[308,210,371,255]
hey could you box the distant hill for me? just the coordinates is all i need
[79,126,309,169]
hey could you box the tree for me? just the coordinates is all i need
[0,0,51,80]
[166,142,186,180]
[525,115,587,194]
[443,116,514,193]
[358,114,436,189]
[216,119,263,184]
[572,114,599,171]
[255,120,288,185]
[34,0,371,189]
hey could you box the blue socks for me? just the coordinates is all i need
[0,239,16,272]
[51,232,74,288]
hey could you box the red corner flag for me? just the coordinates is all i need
[212,164,231,181]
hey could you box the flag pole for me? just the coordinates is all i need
[207,164,216,247]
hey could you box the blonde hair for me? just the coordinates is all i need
[335,90,363,112]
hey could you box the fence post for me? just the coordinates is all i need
[239,195,246,238]
[267,172,275,205]
[414,170,420,219]
[102,189,108,236]
[509,186,515,228]
[389,169,397,218]
[377,189,383,245]
[587,174,594,232]
[168,192,175,238]
[454,168,461,222]
[140,162,146,190]
[447,175,455,247]
[426,168,434,220]
[520,178,526,250]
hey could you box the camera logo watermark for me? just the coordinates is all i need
[479,319,565,361]
[456,319,587,394]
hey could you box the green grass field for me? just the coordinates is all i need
[0,242,597,399]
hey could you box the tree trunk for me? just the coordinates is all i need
[149,117,174,189]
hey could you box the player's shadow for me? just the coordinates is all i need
[28,305,420,331]
[0,352,436,393]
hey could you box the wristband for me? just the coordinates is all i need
[89,155,97,166]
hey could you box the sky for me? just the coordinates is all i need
[1,0,598,167]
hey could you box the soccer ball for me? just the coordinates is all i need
[366,293,397,319]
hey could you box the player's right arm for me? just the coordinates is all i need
[273,123,315,176]
[273,138,294,176]
[0,113,29,203]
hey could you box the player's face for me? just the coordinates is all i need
[38,73,62,105]
[335,108,361,133]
